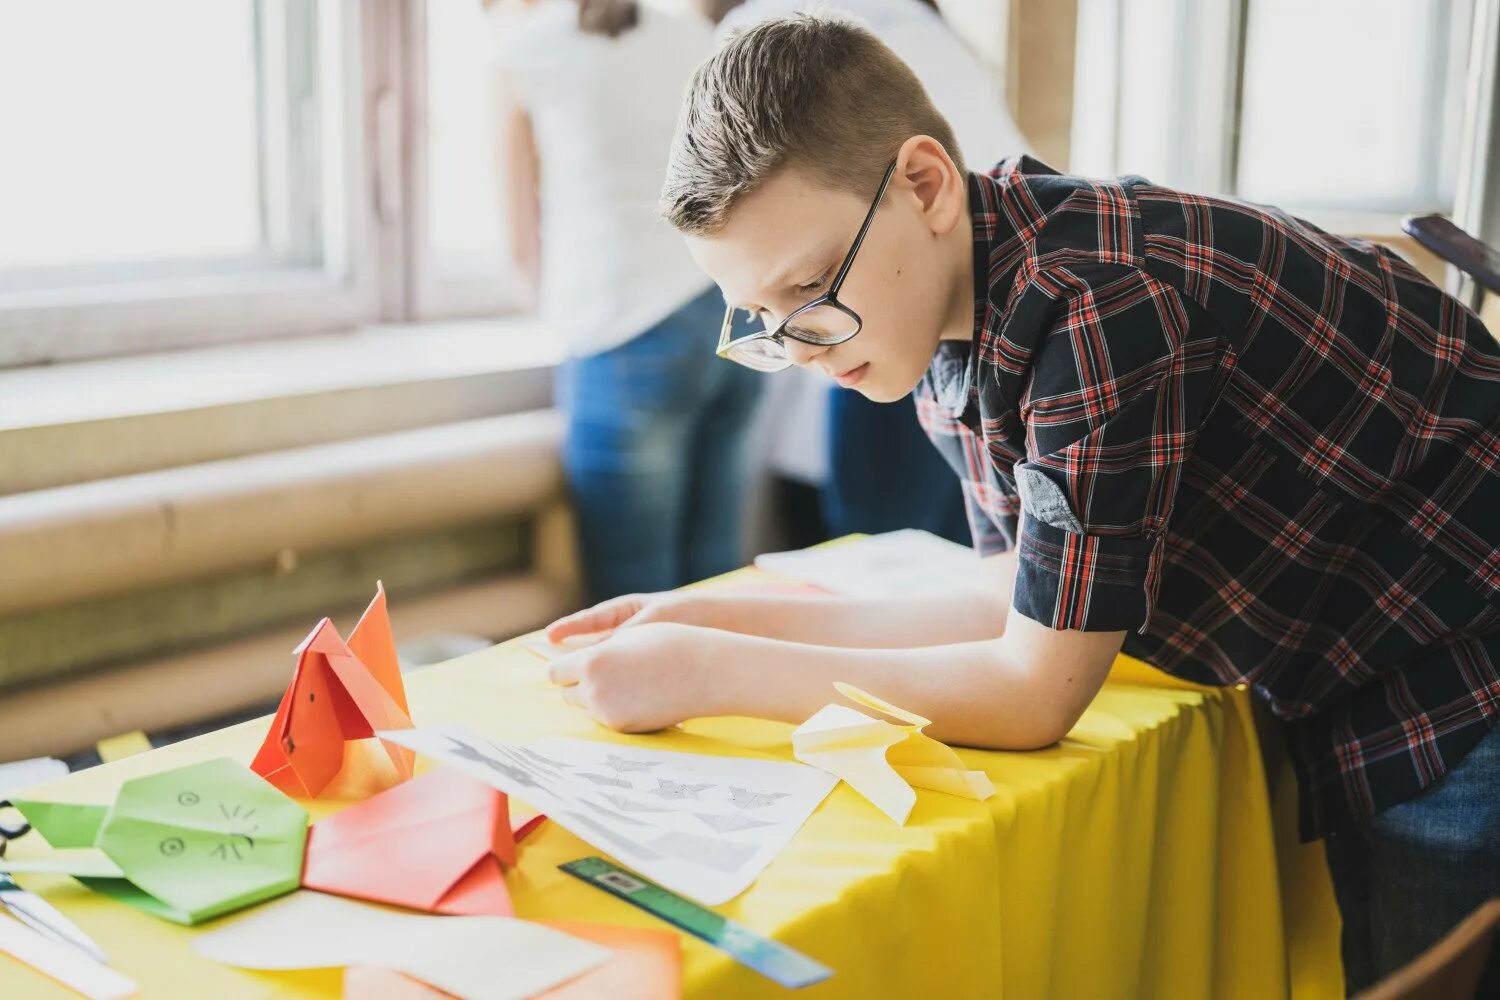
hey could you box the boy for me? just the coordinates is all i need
[544,13,1499,990]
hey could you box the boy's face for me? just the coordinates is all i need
[685,162,966,404]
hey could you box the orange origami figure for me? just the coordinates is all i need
[302,767,547,916]
[252,583,415,798]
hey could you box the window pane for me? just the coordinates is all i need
[0,1,262,272]
[1236,0,1469,213]
[425,1,506,278]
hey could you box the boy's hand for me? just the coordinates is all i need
[547,622,712,732]
[544,592,704,645]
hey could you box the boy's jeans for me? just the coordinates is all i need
[558,287,763,603]
[1324,722,1500,995]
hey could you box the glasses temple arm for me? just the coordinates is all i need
[829,159,899,292]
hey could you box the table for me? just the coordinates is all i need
[0,567,1343,998]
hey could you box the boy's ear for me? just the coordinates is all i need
[896,135,966,236]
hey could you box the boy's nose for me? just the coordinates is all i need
[782,337,829,367]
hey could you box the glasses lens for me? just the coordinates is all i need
[721,308,791,372]
[723,307,765,343]
[784,302,859,345]
[726,336,792,372]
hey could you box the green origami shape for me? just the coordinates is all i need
[1,757,308,925]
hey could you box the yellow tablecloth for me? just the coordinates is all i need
[1,571,1343,998]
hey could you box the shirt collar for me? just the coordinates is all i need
[926,157,1056,417]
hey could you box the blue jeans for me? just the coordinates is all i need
[558,288,763,603]
[824,387,970,544]
[1324,721,1500,995]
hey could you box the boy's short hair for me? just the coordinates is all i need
[660,12,963,236]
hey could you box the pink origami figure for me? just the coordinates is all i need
[301,767,546,916]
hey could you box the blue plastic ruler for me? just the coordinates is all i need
[559,856,833,989]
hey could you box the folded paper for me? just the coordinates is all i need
[302,766,546,916]
[792,683,995,824]
[534,920,681,1000]
[193,891,609,1000]
[342,967,448,999]
[2,758,307,925]
[521,637,565,663]
[519,634,606,663]
[341,921,682,1000]
[252,583,416,798]
[0,917,137,1000]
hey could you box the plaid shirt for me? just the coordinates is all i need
[917,157,1500,838]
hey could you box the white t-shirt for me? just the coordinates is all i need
[499,2,717,357]
[723,0,1031,483]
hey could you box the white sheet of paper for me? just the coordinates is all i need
[0,758,68,799]
[0,915,137,1000]
[378,726,838,905]
[192,892,608,1000]
[754,529,984,598]
[1,854,127,879]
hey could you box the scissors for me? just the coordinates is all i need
[0,799,108,964]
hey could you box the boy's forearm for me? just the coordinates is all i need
[695,630,1078,750]
[685,590,1007,649]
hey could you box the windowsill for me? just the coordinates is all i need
[0,317,560,429]
[0,318,564,493]
[1274,208,1422,238]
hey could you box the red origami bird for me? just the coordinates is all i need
[252,583,415,798]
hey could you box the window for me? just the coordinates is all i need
[0,2,266,281]
[0,0,526,369]
[1235,0,1470,216]
[409,0,523,318]
[1072,0,1477,231]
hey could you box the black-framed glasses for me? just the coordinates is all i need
[716,159,898,373]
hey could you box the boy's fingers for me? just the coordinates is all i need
[546,597,643,641]
[548,655,583,686]
[544,616,594,643]
[527,632,609,664]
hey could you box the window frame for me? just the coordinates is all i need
[1453,0,1500,306]
[401,0,528,322]
[1070,0,1483,237]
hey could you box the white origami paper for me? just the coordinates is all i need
[792,683,995,824]
[193,892,608,1000]
[754,529,985,598]
[377,726,836,905]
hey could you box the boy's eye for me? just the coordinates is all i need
[796,272,829,295]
